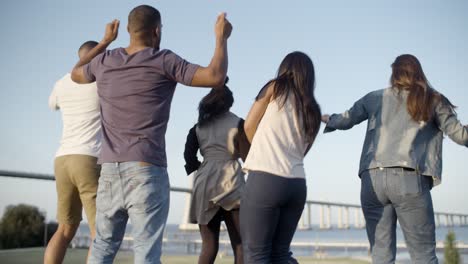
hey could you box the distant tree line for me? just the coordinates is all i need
[0,204,57,249]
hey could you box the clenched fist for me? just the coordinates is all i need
[102,19,120,44]
[215,13,232,41]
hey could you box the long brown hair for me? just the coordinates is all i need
[391,54,454,122]
[257,51,321,143]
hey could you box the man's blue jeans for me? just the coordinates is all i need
[88,162,170,264]
[361,167,437,264]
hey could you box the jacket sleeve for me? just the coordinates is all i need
[324,94,369,133]
[434,98,468,147]
[183,124,201,175]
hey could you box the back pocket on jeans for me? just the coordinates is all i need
[399,169,422,196]
[128,167,169,214]
[96,179,112,212]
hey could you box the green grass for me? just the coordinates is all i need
[0,248,370,263]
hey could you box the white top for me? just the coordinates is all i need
[48,73,101,158]
[243,97,308,179]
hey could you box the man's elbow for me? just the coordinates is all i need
[71,68,86,84]
[71,69,80,83]
[191,67,225,88]
[211,74,226,88]
[208,66,227,88]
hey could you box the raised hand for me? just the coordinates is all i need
[102,19,120,44]
[215,13,232,41]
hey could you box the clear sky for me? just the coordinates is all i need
[0,0,467,224]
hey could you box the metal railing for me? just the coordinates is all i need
[1,169,468,229]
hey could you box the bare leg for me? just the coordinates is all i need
[86,227,95,263]
[44,223,80,264]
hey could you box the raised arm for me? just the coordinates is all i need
[244,83,274,142]
[184,125,201,175]
[322,94,369,133]
[190,13,232,88]
[434,98,468,147]
[71,20,120,84]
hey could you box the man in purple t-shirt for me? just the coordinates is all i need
[71,5,232,263]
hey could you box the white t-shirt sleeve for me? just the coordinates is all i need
[48,81,60,110]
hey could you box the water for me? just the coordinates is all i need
[291,225,468,262]
[73,223,468,262]
[293,225,468,243]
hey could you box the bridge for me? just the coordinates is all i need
[1,169,468,230]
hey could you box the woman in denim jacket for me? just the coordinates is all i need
[322,54,468,264]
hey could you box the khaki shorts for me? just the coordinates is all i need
[54,154,100,231]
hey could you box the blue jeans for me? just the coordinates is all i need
[240,171,306,264]
[89,162,170,264]
[361,167,437,264]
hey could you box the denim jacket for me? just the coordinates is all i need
[325,87,468,186]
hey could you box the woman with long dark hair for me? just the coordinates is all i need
[184,79,246,264]
[322,54,468,263]
[240,51,322,263]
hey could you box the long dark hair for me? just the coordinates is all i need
[391,54,455,122]
[257,51,322,143]
[198,78,234,127]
